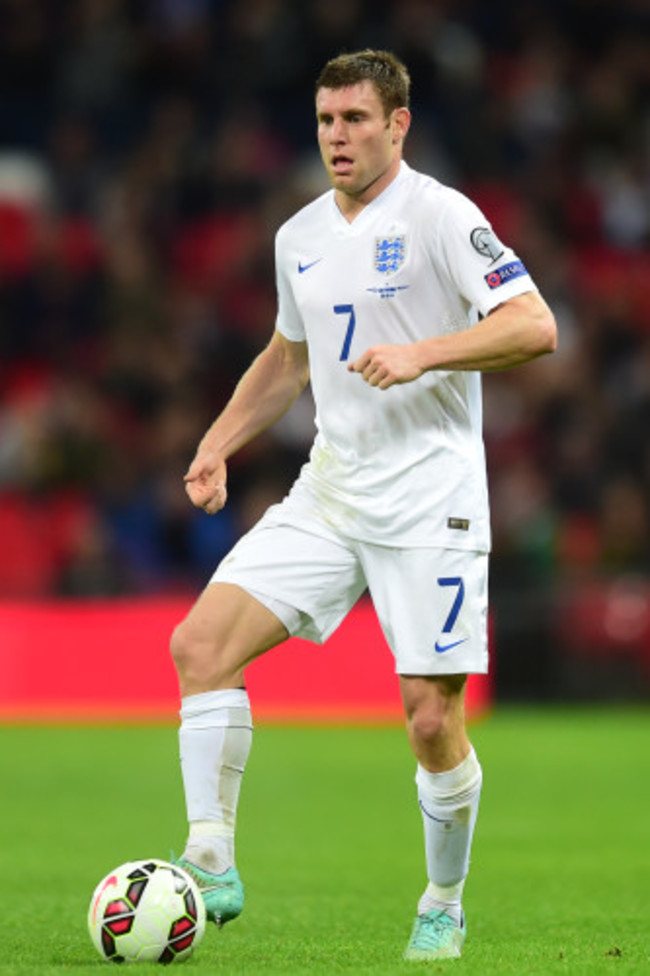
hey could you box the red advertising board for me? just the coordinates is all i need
[0,597,492,723]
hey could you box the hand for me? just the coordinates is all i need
[348,344,425,389]
[183,451,228,514]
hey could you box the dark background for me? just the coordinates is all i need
[0,0,649,700]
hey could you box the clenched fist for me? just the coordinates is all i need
[348,343,425,389]
[184,452,228,514]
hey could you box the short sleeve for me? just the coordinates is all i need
[435,189,537,317]
[274,226,305,342]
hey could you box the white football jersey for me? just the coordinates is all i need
[274,161,537,551]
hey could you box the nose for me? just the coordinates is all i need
[330,116,347,144]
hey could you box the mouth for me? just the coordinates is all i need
[331,154,354,174]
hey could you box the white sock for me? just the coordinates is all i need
[178,688,253,874]
[415,746,482,924]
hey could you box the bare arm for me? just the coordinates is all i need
[185,330,310,513]
[349,291,557,390]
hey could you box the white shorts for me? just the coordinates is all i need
[211,508,489,676]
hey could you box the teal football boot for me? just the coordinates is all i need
[175,858,244,928]
[403,909,466,961]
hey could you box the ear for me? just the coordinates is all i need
[391,106,411,145]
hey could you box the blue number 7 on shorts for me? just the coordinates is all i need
[437,577,465,633]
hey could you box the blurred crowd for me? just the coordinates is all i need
[0,0,649,685]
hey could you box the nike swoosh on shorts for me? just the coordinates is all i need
[434,637,468,654]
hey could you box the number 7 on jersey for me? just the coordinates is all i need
[333,304,356,361]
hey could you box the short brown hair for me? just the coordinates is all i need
[315,49,411,117]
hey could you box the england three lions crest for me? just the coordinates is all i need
[374,235,406,275]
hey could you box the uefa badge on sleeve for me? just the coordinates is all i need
[470,226,504,263]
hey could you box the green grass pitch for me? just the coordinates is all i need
[1,707,648,975]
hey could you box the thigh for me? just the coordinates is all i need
[361,546,489,676]
[212,512,367,644]
[177,580,291,683]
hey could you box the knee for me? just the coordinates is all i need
[402,676,468,769]
[407,704,449,751]
[170,618,226,689]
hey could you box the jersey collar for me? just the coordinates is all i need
[329,161,412,234]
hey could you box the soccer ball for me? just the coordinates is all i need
[88,858,206,964]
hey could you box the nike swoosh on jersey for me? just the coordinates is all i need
[434,637,468,654]
[298,258,322,273]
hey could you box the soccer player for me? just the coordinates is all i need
[171,49,557,961]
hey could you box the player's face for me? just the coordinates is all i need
[316,81,410,217]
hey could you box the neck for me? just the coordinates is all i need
[335,157,403,223]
